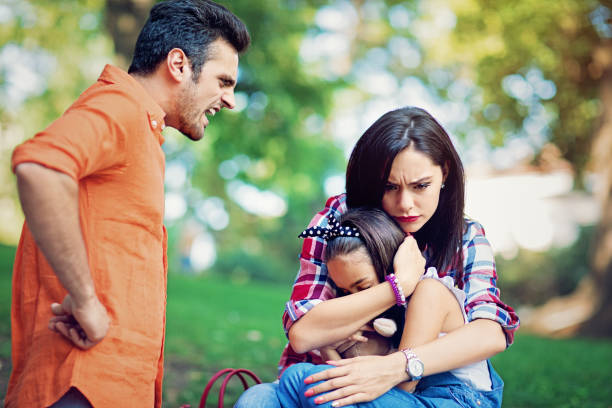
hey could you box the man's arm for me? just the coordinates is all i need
[15,162,109,349]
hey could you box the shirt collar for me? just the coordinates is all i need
[98,64,166,144]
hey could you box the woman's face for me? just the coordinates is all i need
[327,248,378,294]
[381,145,446,235]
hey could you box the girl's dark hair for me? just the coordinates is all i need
[325,207,407,347]
[128,0,250,82]
[345,106,465,274]
[325,208,405,283]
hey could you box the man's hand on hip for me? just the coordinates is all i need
[49,294,110,349]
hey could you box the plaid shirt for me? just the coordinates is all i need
[278,193,520,375]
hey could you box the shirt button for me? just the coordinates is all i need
[151,120,157,129]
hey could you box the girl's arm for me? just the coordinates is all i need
[288,236,425,353]
[284,196,421,346]
[288,284,395,353]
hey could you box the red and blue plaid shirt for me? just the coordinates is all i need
[277,193,520,375]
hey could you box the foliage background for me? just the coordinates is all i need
[1,0,612,406]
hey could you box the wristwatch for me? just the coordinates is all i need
[401,348,424,381]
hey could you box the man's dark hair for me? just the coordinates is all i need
[128,0,250,81]
[345,106,466,276]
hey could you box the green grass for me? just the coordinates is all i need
[163,273,290,405]
[1,243,611,407]
[164,274,612,408]
[0,244,13,336]
[492,335,612,408]
[0,244,15,405]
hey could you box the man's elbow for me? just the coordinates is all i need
[15,162,41,182]
[15,163,44,196]
[16,163,74,191]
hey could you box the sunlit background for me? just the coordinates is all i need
[0,0,606,309]
[2,0,612,405]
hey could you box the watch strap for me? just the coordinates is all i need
[401,348,423,381]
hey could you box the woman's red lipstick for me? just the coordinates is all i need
[396,216,419,223]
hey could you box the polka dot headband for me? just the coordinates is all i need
[298,214,360,241]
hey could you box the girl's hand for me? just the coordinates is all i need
[319,346,342,362]
[303,353,406,407]
[319,326,373,361]
[392,236,425,296]
[329,325,372,354]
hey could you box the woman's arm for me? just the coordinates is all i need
[301,319,506,407]
[413,318,506,374]
[461,221,520,345]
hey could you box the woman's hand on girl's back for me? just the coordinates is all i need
[392,236,425,296]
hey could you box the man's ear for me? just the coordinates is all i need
[166,48,189,83]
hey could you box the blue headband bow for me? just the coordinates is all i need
[298,214,360,240]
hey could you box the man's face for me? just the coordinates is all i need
[175,38,239,141]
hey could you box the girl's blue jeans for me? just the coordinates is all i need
[234,360,503,408]
[233,381,281,408]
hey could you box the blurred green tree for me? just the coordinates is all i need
[265,0,611,335]
[4,0,612,336]
[0,0,113,243]
[1,0,347,285]
[435,0,611,336]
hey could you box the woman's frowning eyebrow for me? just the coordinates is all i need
[387,176,433,185]
[410,176,433,185]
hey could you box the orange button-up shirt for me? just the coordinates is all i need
[7,65,168,407]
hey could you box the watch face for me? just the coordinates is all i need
[408,358,424,377]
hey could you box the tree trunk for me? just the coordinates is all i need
[518,41,612,338]
[104,0,154,69]
[579,41,612,336]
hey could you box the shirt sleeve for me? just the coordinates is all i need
[461,220,520,346]
[282,194,348,336]
[11,92,129,180]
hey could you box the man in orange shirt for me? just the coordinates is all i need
[7,1,249,407]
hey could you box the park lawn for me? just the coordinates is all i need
[0,244,14,405]
[1,243,612,407]
[164,273,612,408]
[162,271,290,405]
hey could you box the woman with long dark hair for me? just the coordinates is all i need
[235,107,518,407]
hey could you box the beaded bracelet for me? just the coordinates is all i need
[385,273,407,307]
